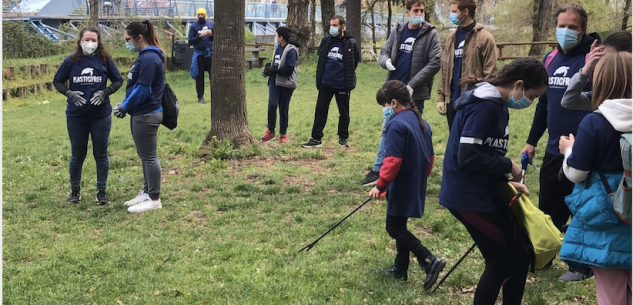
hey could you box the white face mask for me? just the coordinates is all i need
[81,41,98,55]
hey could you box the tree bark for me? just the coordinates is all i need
[367,0,376,48]
[89,0,99,27]
[321,0,336,35]
[309,0,317,50]
[623,0,632,30]
[203,0,254,149]
[528,0,552,56]
[387,0,392,38]
[346,0,362,50]
[287,0,312,60]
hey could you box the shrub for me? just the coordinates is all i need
[2,21,64,59]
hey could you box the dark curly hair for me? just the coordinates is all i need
[376,80,426,132]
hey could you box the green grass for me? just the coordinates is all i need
[2,60,597,304]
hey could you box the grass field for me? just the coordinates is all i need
[2,59,597,304]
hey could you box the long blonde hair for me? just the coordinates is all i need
[592,51,632,110]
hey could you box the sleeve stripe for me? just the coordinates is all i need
[460,137,483,145]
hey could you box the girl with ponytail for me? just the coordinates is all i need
[369,80,446,289]
[114,19,166,213]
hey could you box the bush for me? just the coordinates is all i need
[2,21,64,59]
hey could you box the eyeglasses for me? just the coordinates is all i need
[124,36,134,42]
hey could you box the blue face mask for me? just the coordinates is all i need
[274,38,279,49]
[410,15,425,26]
[506,89,533,109]
[329,26,340,37]
[449,12,462,25]
[383,105,395,120]
[125,41,139,53]
[556,28,580,50]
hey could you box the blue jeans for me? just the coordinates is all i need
[267,82,294,135]
[67,115,111,190]
[373,99,424,172]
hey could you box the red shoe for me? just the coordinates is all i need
[261,130,275,142]
[279,134,288,143]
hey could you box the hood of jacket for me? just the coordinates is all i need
[598,99,632,133]
[140,46,165,62]
[452,82,503,111]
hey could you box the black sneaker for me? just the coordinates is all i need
[96,189,109,205]
[423,257,446,290]
[301,138,322,148]
[68,189,80,204]
[197,97,206,104]
[338,138,350,147]
[378,266,408,281]
[360,170,380,186]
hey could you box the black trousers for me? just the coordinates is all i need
[196,55,212,99]
[446,101,457,129]
[539,152,593,275]
[450,208,530,305]
[385,215,432,271]
[311,84,350,141]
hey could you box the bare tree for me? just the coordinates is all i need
[287,0,312,59]
[321,0,336,34]
[309,0,317,49]
[202,0,254,148]
[528,0,552,56]
[623,0,632,30]
[89,0,99,27]
[387,0,392,38]
[346,0,362,50]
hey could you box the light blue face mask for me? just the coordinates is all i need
[410,15,425,26]
[449,12,462,25]
[506,88,533,109]
[329,26,340,37]
[556,28,580,50]
[274,38,279,49]
[383,105,395,120]
[125,41,139,53]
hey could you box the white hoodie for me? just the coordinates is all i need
[563,99,632,183]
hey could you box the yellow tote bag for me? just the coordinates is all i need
[502,183,564,269]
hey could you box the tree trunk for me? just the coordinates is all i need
[425,0,435,23]
[203,0,254,149]
[321,0,336,35]
[387,0,392,38]
[623,0,632,30]
[89,0,99,27]
[528,0,552,56]
[309,0,317,51]
[346,0,362,50]
[287,0,312,60]
[368,0,376,48]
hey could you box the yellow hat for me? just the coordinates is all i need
[196,8,207,17]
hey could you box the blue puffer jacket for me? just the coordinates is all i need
[560,171,632,270]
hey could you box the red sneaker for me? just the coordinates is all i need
[279,134,288,143]
[261,130,275,142]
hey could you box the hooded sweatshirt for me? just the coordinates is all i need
[440,83,514,213]
[563,99,632,182]
[526,33,601,156]
[122,46,165,116]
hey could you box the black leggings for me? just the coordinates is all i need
[449,209,530,305]
[385,215,432,270]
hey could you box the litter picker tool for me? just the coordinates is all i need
[298,197,373,253]
[432,244,477,293]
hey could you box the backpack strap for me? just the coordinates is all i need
[598,172,614,193]
[544,49,558,69]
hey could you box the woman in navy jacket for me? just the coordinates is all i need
[369,80,445,290]
[439,57,548,305]
[53,27,123,205]
[114,20,165,213]
[559,51,632,305]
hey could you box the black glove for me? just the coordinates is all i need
[113,103,126,118]
[66,90,86,107]
[262,63,272,77]
[90,90,106,106]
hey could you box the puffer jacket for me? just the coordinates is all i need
[378,22,441,101]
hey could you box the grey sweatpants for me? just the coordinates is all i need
[131,112,163,200]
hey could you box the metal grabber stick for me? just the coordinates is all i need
[298,197,373,253]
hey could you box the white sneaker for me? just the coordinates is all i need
[124,190,149,207]
[127,199,162,213]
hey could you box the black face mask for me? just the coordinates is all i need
[198,17,205,23]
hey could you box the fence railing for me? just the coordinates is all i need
[497,41,558,60]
